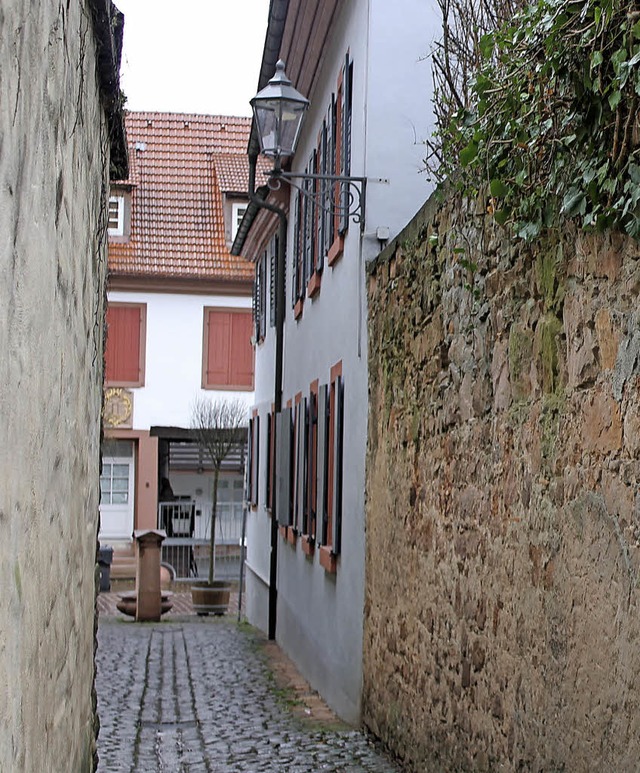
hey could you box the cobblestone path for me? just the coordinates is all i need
[96,617,401,772]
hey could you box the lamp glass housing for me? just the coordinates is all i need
[251,61,309,159]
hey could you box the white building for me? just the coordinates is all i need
[234,0,438,723]
[102,112,255,578]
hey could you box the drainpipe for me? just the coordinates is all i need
[248,154,286,641]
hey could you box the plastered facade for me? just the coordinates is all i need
[0,2,112,770]
[365,191,640,771]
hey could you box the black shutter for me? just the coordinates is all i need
[295,399,307,533]
[265,412,271,509]
[303,154,315,286]
[316,384,329,545]
[246,418,253,504]
[292,193,301,307]
[269,235,277,328]
[307,390,317,537]
[317,125,327,272]
[340,55,353,234]
[259,252,267,341]
[276,408,292,526]
[252,415,260,507]
[332,376,344,554]
[252,267,260,341]
[328,96,336,247]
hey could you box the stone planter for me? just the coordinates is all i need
[190,580,231,616]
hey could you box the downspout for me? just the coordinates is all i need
[248,153,287,641]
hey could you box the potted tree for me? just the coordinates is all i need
[190,396,247,615]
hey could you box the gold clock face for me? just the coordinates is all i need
[103,388,133,428]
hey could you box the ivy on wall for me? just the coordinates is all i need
[435,0,640,239]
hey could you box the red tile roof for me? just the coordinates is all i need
[109,112,254,282]
[213,153,271,195]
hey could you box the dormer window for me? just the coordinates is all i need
[232,203,248,241]
[108,195,125,236]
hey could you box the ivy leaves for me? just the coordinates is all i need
[436,0,640,239]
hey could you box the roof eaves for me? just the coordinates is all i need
[87,0,128,179]
[248,0,291,157]
[231,182,270,257]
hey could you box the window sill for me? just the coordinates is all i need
[307,271,321,299]
[202,382,255,391]
[327,235,344,267]
[279,525,297,545]
[105,380,144,389]
[301,537,315,557]
[294,298,304,320]
[319,545,337,573]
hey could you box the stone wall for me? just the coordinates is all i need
[0,3,113,770]
[364,190,640,771]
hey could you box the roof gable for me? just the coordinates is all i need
[108,111,253,283]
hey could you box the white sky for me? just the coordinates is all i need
[115,0,271,117]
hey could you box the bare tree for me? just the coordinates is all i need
[191,397,248,585]
[426,0,523,178]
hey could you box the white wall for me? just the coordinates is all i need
[246,0,439,724]
[108,289,254,429]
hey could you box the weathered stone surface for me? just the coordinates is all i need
[0,3,110,770]
[364,191,640,772]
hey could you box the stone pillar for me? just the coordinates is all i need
[134,529,166,622]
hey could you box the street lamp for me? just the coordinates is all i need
[250,60,309,161]
[250,60,366,228]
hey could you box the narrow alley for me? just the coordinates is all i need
[96,606,401,773]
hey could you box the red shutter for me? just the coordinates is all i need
[230,311,254,388]
[105,305,142,384]
[206,310,231,386]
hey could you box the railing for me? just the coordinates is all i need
[158,501,244,581]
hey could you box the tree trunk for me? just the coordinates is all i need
[209,465,220,586]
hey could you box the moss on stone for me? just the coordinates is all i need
[539,313,564,394]
[536,243,565,314]
[508,326,534,400]
[540,391,566,467]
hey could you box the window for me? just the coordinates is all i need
[291,52,353,309]
[100,460,130,505]
[266,408,275,511]
[275,407,293,527]
[105,303,146,387]
[254,251,267,343]
[108,195,125,236]
[317,362,344,572]
[306,381,319,541]
[293,393,308,534]
[231,203,248,242]
[202,308,254,389]
[269,235,278,328]
[247,414,259,508]
[253,234,279,342]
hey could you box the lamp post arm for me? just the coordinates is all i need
[265,168,367,231]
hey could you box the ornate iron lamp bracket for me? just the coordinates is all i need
[265,168,367,230]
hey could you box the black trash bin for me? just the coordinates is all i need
[98,545,113,592]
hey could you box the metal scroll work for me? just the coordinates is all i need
[265,169,367,229]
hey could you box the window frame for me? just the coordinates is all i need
[231,202,248,242]
[202,306,255,390]
[290,52,354,310]
[108,194,125,236]
[104,302,147,388]
[319,361,344,573]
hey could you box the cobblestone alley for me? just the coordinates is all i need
[96,609,401,772]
